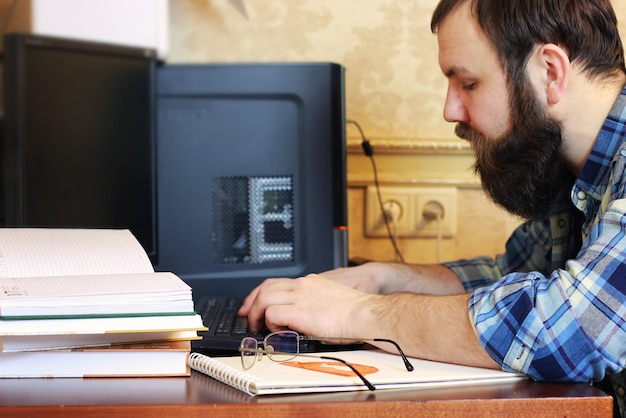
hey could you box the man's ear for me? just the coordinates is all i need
[537,43,570,105]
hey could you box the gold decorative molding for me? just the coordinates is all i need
[347,137,472,155]
[346,175,481,188]
[346,137,481,189]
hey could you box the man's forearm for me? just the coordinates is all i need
[363,291,500,369]
[371,262,467,295]
[320,262,466,296]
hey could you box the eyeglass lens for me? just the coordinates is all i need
[241,331,301,369]
[240,337,259,369]
[264,331,299,363]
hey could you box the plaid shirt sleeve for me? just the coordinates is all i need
[442,109,626,382]
[467,181,626,382]
[444,183,583,294]
[443,216,563,292]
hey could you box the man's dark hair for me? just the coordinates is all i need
[431,0,626,83]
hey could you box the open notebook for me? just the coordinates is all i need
[188,349,527,396]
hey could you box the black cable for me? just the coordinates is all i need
[346,119,405,263]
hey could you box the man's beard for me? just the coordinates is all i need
[455,79,571,221]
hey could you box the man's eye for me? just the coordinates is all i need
[463,83,477,91]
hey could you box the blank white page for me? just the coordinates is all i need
[0,229,154,278]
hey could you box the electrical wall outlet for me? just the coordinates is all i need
[365,187,414,237]
[365,186,457,238]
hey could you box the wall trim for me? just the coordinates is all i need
[347,137,472,155]
[347,175,481,188]
[346,137,481,188]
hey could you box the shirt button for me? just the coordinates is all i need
[558,219,567,228]
[577,191,587,200]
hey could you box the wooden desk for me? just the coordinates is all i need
[0,371,612,418]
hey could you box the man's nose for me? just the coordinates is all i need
[443,87,469,123]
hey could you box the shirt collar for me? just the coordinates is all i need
[576,86,626,198]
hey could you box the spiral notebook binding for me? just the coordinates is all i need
[188,352,257,396]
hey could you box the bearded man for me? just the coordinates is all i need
[240,0,626,414]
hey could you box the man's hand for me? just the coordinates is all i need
[239,274,373,336]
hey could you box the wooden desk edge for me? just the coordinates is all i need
[1,395,613,418]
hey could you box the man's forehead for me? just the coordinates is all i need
[436,2,500,76]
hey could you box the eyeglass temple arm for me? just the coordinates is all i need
[319,355,376,391]
[373,338,415,372]
[300,335,414,372]
[240,347,376,391]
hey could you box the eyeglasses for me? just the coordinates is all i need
[239,331,414,391]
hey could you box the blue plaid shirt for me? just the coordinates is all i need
[444,87,626,382]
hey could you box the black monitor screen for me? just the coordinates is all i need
[2,34,157,261]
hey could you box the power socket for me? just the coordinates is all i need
[365,187,414,237]
[365,186,457,238]
[413,188,456,238]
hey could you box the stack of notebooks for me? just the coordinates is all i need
[0,228,206,378]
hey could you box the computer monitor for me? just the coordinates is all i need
[154,63,347,298]
[2,34,158,261]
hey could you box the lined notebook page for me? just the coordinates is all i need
[0,229,154,278]
[0,272,189,299]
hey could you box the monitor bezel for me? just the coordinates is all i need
[2,33,159,262]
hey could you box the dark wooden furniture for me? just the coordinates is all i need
[0,371,612,417]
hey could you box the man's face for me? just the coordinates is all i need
[437,2,511,141]
[437,3,567,221]
[456,77,567,221]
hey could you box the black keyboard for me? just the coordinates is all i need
[192,296,365,355]
[192,297,265,353]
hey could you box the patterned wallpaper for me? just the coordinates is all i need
[169,0,626,145]
[169,0,450,142]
